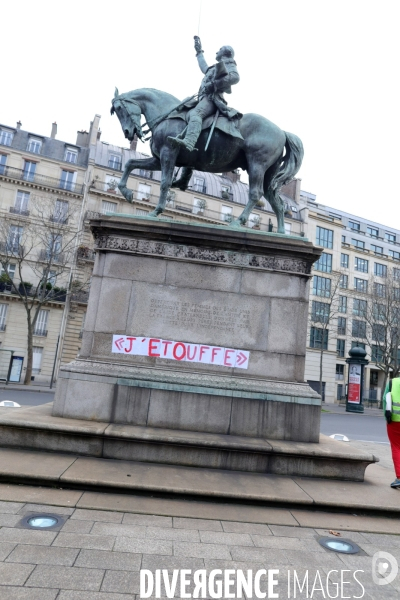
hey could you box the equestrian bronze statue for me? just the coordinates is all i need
[110,37,304,234]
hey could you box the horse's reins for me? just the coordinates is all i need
[114,94,198,142]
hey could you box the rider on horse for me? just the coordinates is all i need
[168,37,242,152]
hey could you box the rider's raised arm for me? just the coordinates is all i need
[194,36,209,74]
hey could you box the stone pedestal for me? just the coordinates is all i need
[54,217,322,443]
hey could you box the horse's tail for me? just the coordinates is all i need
[264,132,304,233]
[271,131,304,192]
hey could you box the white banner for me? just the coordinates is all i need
[112,335,250,369]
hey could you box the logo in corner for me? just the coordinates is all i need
[372,551,398,585]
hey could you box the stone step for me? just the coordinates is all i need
[0,403,377,481]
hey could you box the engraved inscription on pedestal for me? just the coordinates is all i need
[149,299,251,334]
[127,283,269,350]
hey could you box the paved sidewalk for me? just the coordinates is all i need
[0,493,399,599]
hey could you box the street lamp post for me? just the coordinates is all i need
[345,346,369,414]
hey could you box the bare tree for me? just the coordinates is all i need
[0,194,84,384]
[309,271,344,400]
[351,267,400,400]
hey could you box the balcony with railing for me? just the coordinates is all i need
[71,290,89,303]
[9,206,30,217]
[0,242,24,256]
[38,249,65,263]
[77,246,96,261]
[33,327,48,337]
[49,215,69,225]
[0,165,84,194]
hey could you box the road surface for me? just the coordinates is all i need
[0,388,54,407]
[320,411,388,443]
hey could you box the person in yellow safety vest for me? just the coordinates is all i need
[383,376,400,488]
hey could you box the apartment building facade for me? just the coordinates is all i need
[2,114,399,401]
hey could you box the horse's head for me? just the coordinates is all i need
[110,88,143,142]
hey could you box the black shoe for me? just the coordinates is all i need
[390,479,400,488]
[167,136,197,152]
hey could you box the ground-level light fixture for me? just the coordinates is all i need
[318,536,360,554]
[19,513,67,530]
[0,401,21,407]
[329,433,350,442]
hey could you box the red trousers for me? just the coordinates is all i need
[387,421,400,478]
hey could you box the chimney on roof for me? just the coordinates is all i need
[51,122,57,139]
[76,130,89,147]
[222,169,240,184]
[130,135,138,151]
[97,129,102,141]
[16,121,22,130]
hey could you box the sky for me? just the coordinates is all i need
[2,0,399,224]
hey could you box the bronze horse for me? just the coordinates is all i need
[111,88,303,233]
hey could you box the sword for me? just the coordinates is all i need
[205,109,219,151]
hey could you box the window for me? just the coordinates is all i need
[372,345,384,362]
[193,198,206,215]
[355,257,368,273]
[7,225,23,253]
[389,250,400,261]
[385,232,396,244]
[354,278,368,293]
[60,170,75,191]
[27,139,42,154]
[335,364,345,380]
[53,200,69,223]
[367,226,379,238]
[14,191,30,214]
[46,270,57,286]
[349,220,360,231]
[341,235,346,243]
[102,201,117,215]
[313,275,331,297]
[193,177,206,194]
[221,185,232,200]
[372,323,385,343]
[79,312,86,338]
[32,347,43,373]
[137,183,151,200]
[373,303,385,321]
[23,160,36,182]
[394,287,400,300]
[34,309,49,336]
[337,316,346,335]
[314,252,332,273]
[136,209,149,216]
[339,274,348,289]
[337,339,345,357]
[338,295,347,313]
[371,244,383,255]
[0,303,8,331]
[352,319,366,338]
[1,264,16,280]
[139,169,153,179]
[311,301,330,323]
[0,153,7,175]
[353,299,367,317]
[340,253,349,268]
[316,226,333,249]
[108,154,122,170]
[352,341,366,350]
[394,268,400,280]
[65,148,78,164]
[284,222,291,235]
[351,238,365,249]
[374,263,387,277]
[0,129,13,146]
[374,282,386,298]
[310,327,328,349]
[46,233,62,260]
[220,205,233,223]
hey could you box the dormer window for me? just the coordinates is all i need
[108,154,122,170]
[65,148,78,164]
[0,129,13,146]
[27,138,42,154]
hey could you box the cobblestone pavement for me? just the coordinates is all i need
[0,500,399,599]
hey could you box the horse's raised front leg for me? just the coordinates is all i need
[118,157,161,202]
[234,163,265,228]
[149,147,179,217]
